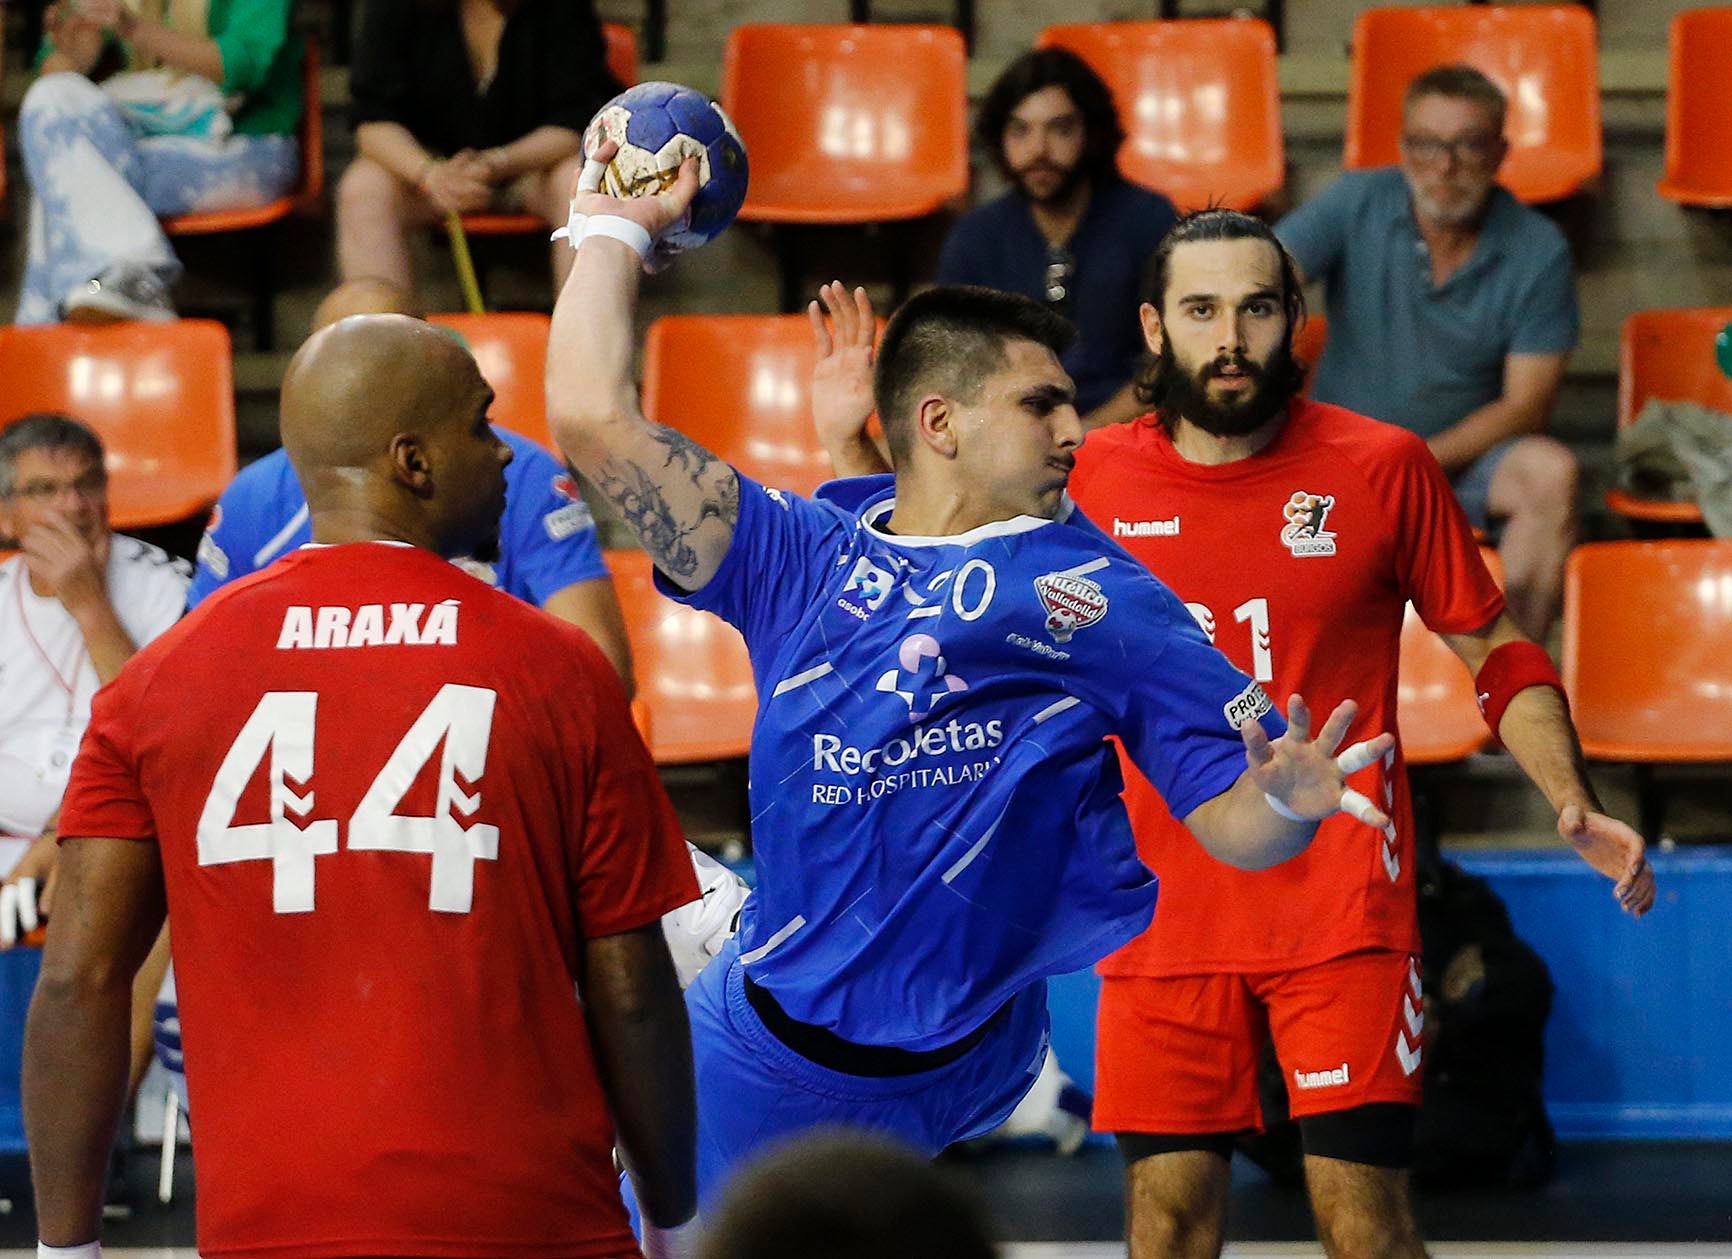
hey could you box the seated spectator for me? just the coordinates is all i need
[337,0,619,301]
[698,1133,998,1259]
[189,278,634,689]
[15,0,302,324]
[938,48,1176,429]
[0,412,185,1113]
[1275,65,1579,641]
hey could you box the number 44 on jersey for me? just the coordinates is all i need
[196,685,499,915]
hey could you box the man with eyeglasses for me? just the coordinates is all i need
[0,413,186,1181]
[1276,64,1580,644]
[936,48,1177,432]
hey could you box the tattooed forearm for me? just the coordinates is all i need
[596,425,741,581]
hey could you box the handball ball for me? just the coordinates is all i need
[586,82,749,254]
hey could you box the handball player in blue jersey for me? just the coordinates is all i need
[549,146,1397,1209]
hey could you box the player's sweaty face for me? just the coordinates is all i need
[1002,86,1088,206]
[1399,94,1504,228]
[1145,237,1291,435]
[0,447,109,546]
[952,340,1082,519]
[431,380,512,561]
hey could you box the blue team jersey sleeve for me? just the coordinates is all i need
[495,434,609,605]
[1083,566,1285,820]
[187,456,296,609]
[654,472,850,651]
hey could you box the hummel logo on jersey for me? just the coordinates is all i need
[1294,1062,1350,1090]
[276,601,460,649]
[1281,491,1337,557]
[875,633,968,721]
[1112,515,1180,538]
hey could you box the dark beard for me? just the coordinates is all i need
[1015,161,1088,208]
[1151,339,1298,437]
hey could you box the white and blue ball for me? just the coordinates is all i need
[587,82,749,254]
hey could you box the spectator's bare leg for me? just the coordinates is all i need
[1124,1149,1230,1259]
[1303,1155,1429,1259]
[336,155,427,294]
[521,154,587,292]
[1486,435,1578,643]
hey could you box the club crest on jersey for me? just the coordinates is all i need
[1280,491,1337,557]
[1034,571,1109,643]
[876,633,968,721]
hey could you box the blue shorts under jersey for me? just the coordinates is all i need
[187,429,607,609]
[661,473,1284,1053]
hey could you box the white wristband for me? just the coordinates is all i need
[641,1215,701,1259]
[550,210,652,260]
[1263,792,1309,823]
[39,1243,102,1259]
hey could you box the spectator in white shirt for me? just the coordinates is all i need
[0,413,186,1092]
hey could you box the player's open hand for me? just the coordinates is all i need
[809,281,878,450]
[1559,805,1656,917]
[1242,694,1395,826]
[564,134,699,267]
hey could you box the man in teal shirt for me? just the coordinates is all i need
[1277,65,1579,642]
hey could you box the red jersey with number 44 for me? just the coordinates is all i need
[1070,401,1503,976]
[59,542,698,1259]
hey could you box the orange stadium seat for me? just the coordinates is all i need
[1397,547,1504,765]
[162,37,323,348]
[1564,540,1732,765]
[1607,306,1732,526]
[604,548,757,765]
[1658,7,1732,206]
[641,314,865,498]
[1344,5,1602,204]
[456,23,639,239]
[721,24,968,225]
[1036,20,1283,212]
[426,312,553,453]
[0,321,236,528]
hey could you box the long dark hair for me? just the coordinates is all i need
[975,48,1125,187]
[1134,208,1309,433]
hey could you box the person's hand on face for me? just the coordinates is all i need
[20,511,111,616]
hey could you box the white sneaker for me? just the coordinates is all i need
[63,264,175,323]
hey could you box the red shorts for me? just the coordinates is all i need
[1094,949,1425,1134]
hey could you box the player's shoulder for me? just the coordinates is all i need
[498,427,561,475]
[210,449,301,531]
[1292,399,1434,469]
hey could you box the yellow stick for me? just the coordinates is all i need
[444,211,485,315]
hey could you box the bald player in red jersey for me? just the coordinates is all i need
[805,215,1655,1259]
[24,315,701,1259]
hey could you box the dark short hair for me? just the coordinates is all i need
[1403,63,1508,131]
[873,285,1075,463]
[697,1133,997,1259]
[0,412,105,498]
[1136,208,1308,419]
[975,47,1125,187]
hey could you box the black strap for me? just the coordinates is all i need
[742,973,1008,1078]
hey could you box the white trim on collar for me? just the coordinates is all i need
[859,494,1076,548]
[296,539,416,550]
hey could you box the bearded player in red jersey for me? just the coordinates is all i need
[24,315,701,1259]
[808,211,1654,1259]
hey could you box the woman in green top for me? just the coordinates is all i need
[16,0,302,323]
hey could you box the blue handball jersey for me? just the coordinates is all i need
[662,474,1285,1052]
[187,429,608,609]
